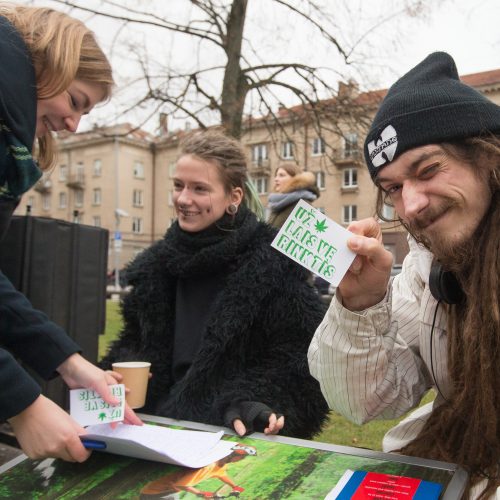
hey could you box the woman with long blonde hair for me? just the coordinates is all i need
[0,3,140,464]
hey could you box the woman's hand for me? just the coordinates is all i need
[234,413,285,436]
[339,217,394,311]
[225,401,285,436]
[8,395,90,462]
[57,353,143,426]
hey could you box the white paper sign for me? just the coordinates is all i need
[83,423,235,467]
[70,384,125,426]
[271,199,356,286]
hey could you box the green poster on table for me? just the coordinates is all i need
[0,417,466,499]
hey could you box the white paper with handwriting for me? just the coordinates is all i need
[83,423,235,467]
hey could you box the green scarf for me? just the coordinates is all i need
[0,16,41,201]
[0,119,41,200]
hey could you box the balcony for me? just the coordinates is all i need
[250,157,271,175]
[34,179,52,193]
[66,173,85,189]
[334,148,362,168]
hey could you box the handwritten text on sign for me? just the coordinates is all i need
[70,384,125,426]
[271,200,356,286]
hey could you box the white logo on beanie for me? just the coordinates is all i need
[367,125,398,168]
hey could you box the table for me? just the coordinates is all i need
[0,414,467,499]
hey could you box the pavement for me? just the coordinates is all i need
[0,424,22,466]
[0,443,22,466]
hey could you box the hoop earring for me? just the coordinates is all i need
[227,203,238,215]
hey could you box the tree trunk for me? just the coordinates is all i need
[220,0,248,138]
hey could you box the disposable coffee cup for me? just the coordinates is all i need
[112,361,151,409]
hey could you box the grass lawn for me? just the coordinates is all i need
[101,300,434,451]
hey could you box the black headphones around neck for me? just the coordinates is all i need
[428,260,465,305]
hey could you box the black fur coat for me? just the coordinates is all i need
[101,208,329,439]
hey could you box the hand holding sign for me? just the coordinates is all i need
[340,217,393,311]
[70,384,125,426]
[271,200,356,287]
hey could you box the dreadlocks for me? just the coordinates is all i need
[376,135,500,499]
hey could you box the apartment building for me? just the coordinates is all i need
[16,68,500,272]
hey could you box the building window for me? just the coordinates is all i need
[281,141,294,160]
[133,189,143,207]
[251,143,268,164]
[343,168,358,188]
[75,190,84,208]
[76,162,85,183]
[93,188,102,206]
[168,161,176,178]
[42,194,51,211]
[59,164,68,181]
[342,205,357,224]
[343,132,358,158]
[93,159,102,177]
[315,171,326,190]
[58,192,67,208]
[312,137,325,156]
[252,176,268,195]
[93,216,101,227]
[132,217,143,234]
[27,195,35,209]
[382,203,395,220]
[133,161,145,178]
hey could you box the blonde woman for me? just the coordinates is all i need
[0,4,141,464]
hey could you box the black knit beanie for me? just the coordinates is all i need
[364,51,500,180]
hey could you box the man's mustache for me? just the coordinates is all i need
[406,199,457,233]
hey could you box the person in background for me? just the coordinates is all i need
[267,165,320,228]
[308,52,500,499]
[102,130,329,439]
[0,3,141,464]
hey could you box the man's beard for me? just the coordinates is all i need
[405,199,474,272]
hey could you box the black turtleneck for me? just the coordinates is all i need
[173,270,228,381]
[168,208,255,382]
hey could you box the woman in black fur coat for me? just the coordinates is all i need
[102,130,329,439]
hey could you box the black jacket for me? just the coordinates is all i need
[0,16,79,421]
[102,210,329,439]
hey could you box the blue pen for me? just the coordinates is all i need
[80,438,107,450]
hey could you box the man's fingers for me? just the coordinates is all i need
[347,236,393,270]
[347,217,382,239]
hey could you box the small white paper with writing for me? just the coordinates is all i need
[271,199,356,286]
[70,384,125,426]
[83,423,235,468]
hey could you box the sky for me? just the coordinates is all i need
[22,0,500,132]
[386,0,500,83]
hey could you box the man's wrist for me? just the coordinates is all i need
[338,288,387,312]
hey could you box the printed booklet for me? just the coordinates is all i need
[326,469,442,499]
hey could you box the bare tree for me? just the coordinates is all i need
[49,0,438,147]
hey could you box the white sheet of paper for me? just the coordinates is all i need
[83,423,235,468]
[70,384,125,426]
[271,199,356,286]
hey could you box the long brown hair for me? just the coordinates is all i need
[376,136,500,499]
[0,3,114,169]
